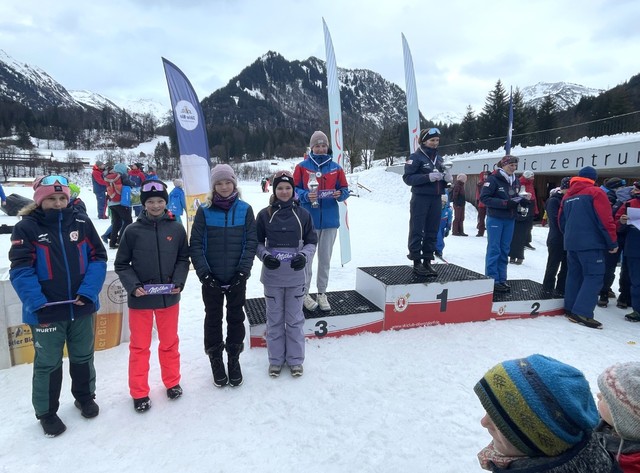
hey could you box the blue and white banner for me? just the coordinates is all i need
[162,57,211,234]
[323,18,351,266]
[505,87,514,154]
[402,33,421,154]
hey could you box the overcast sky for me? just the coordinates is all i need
[1,0,638,118]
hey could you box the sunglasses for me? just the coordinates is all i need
[141,181,167,192]
[38,175,69,187]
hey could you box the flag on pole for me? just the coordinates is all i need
[162,58,211,236]
[401,33,421,154]
[322,18,351,266]
[505,87,514,154]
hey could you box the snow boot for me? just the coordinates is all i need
[74,398,100,418]
[133,397,151,413]
[422,259,438,277]
[597,294,609,308]
[412,261,429,276]
[226,343,244,387]
[206,342,228,387]
[40,413,66,437]
[166,384,183,400]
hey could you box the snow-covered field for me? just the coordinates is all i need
[0,155,636,473]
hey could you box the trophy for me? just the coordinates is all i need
[308,173,319,208]
[517,189,530,217]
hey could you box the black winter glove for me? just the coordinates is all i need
[506,199,519,210]
[290,253,307,271]
[230,271,249,286]
[263,255,281,270]
[200,273,220,289]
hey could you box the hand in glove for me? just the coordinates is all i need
[200,273,220,289]
[263,254,281,270]
[229,271,248,286]
[443,169,453,183]
[506,199,519,210]
[290,253,307,271]
[429,171,443,182]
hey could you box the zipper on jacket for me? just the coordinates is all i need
[57,211,75,321]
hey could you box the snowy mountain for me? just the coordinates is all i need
[521,81,604,110]
[0,49,78,110]
[200,51,412,144]
[69,89,122,111]
[430,111,466,126]
[119,98,170,124]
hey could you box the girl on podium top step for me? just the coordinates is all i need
[255,170,317,378]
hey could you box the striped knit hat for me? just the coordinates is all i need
[598,362,640,441]
[474,354,598,457]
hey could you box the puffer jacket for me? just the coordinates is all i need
[114,210,190,310]
[255,198,317,288]
[9,205,107,324]
[559,177,617,252]
[615,196,640,258]
[189,195,257,284]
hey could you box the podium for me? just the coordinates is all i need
[245,263,564,348]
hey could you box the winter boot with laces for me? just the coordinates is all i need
[206,342,228,387]
[226,343,244,387]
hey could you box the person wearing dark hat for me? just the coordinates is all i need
[255,170,317,378]
[615,181,640,322]
[190,164,257,388]
[542,177,571,295]
[9,175,107,436]
[479,155,531,293]
[91,160,108,219]
[474,354,616,472]
[293,131,350,312]
[559,166,617,329]
[115,179,189,413]
[596,362,640,470]
[476,170,492,237]
[403,127,453,276]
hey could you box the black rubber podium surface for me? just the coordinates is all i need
[359,264,490,285]
[246,290,381,326]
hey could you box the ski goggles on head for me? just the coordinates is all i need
[273,170,293,179]
[37,175,69,187]
[141,181,167,192]
[427,128,440,135]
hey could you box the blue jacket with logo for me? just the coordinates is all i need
[480,170,525,220]
[9,205,107,325]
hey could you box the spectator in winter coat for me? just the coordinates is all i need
[475,170,491,237]
[480,155,531,293]
[559,166,617,329]
[542,177,570,295]
[519,170,538,250]
[128,163,146,217]
[167,179,187,224]
[91,160,108,219]
[474,354,616,472]
[104,163,135,249]
[615,181,640,322]
[451,173,468,236]
[403,128,453,277]
[293,131,349,312]
[9,175,107,437]
[597,177,627,308]
[189,164,257,388]
[255,170,317,378]
[435,195,452,258]
[114,180,190,413]
[596,362,640,471]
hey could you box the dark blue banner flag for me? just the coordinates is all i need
[162,57,211,233]
[505,87,514,154]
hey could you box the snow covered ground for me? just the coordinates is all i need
[0,161,636,473]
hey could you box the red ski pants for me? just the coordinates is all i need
[128,304,181,398]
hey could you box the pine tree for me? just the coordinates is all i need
[478,80,509,151]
